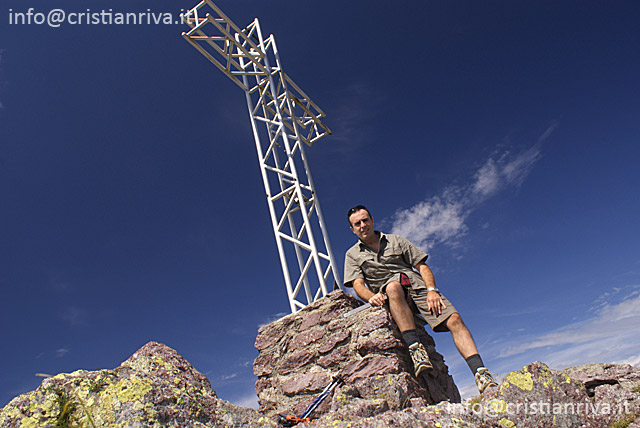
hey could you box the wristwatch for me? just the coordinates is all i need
[427,287,439,292]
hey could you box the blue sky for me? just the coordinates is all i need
[2,0,640,407]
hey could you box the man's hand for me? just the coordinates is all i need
[368,292,387,307]
[427,290,446,316]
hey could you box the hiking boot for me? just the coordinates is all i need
[475,367,498,393]
[408,342,433,376]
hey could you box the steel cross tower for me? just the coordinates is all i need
[181,1,342,313]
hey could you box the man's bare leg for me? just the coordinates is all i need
[386,281,433,375]
[446,313,497,392]
[385,281,416,331]
[446,313,479,359]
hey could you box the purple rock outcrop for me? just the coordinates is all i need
[253,290,460,418]
[563,363,640,426]
[0,342,274,428]
[480,361,640,428]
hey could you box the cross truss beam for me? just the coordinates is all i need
[182,1,342,313]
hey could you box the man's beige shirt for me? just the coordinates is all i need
[343,232,428,293]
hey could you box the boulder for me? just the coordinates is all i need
[479,361,640,428]
[253,290,460,419]
[0,341,275,428]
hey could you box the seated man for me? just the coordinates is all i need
[344,205,497,394]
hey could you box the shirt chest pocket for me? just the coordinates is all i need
[380,245,408,267]
[360,254,390,280]
[360,253,378,270]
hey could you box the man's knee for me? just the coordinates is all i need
[446,313,464,330]
[385,281,405,299]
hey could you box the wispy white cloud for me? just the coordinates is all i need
[496,290,640,362]
[493,286,640,370]
[220,373,238,381]
[55,348,70,358]
[389,123,558,249]
[239,359,253,368]
[614,354,640,366]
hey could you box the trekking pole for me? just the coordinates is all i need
[300,375,344,419]
[278,375,344,426]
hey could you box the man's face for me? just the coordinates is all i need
[349,209,374,242]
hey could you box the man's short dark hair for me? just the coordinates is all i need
[347,205,372,225]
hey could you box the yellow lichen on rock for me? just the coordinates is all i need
[85,405,116,427]
[334,394,350,407]
[498,417,515,427]
[154,356,168,367]
[18,415,40,428]
[505,369,533,391]
[21,390,56,423]
[109,375,153,402]
[27,395,39,414]
[124,353,172,374]
[537,365,555,389]
[100,388,116,411]
[257,416,274,425]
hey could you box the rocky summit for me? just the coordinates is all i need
[253,290,459,418]
[1,291,639,427]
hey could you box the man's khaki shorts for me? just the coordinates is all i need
[407,288,458,332]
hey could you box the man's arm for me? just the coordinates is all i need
[416,261,446,316]
[352,278,386,307]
